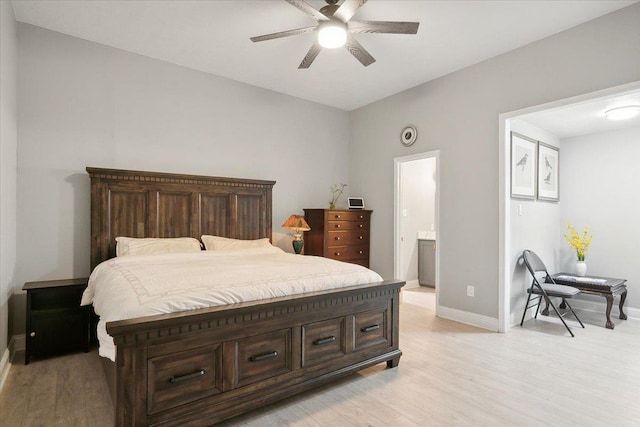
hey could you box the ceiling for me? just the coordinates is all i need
[519,89,640,139]
[10,0,636,111]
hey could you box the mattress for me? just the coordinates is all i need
[81,246,383,361]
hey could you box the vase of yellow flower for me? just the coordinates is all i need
[564,223,592,277]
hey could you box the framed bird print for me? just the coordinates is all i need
[537,141,559,201]
[510,132,537,199]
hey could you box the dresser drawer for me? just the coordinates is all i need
[326,211,369,221]
[327,245,369,262]
[235,329,292,388]
[327,230,369,246]
[147,343,223,414]
[327,220,368,231]
[302,317,346,367]
[354,308,389,351]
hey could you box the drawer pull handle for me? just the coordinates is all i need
[335,252,341,256]
[359,224,363,228]
[313,336,336,346]
[359,250,363,254]
[358,215,364,219]
[336,224,341,228]
[359,236,363,240]
[30,332,36,337]
[335,215,341,219]
[361,324,380,333]
[335,237,340,241]
[249,351,278,362]
[169,369,206,384]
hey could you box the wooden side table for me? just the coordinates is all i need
[23,278,90,364]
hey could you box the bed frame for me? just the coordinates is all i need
[87,167,404,426]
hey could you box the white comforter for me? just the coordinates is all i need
[82,246,383,361]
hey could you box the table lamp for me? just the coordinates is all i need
[282,214,311,254]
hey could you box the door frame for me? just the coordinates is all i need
[394,150,440,312]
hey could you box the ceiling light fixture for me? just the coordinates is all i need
[318,20,347,49]
[604,105,640,121]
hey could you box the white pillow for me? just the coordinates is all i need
[115,237,202,257]
[201,235,272,251]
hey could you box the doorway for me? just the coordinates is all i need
[394,151,439,312]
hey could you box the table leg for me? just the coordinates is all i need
[541,297,550,316]
[605,295,615,329]
[619,288,628,320]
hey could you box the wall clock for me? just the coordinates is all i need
[401,126,417,146]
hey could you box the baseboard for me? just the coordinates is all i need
[510,300,639,328]
[404,279,420,289]
[0,348,10,393]
[437,305,499,332]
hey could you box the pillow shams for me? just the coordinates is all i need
[115,237,202,257]
[201,235,272,251]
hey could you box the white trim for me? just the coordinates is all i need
[403,279,420,289]
[438,306,499,332]
[394,150,441,315]
[570,299,640,321]
[498,81,640,335]
[0,348,10,392]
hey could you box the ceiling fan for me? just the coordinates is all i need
[250,0,420,69]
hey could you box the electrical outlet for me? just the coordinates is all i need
[467,285,475,297]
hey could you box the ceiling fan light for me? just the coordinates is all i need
[318,21,347,49]
[604,105,640,121]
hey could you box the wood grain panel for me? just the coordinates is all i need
[235,194,264,239]
[200,193,230,238]
[108,189,148,259]
[154,191,192,238]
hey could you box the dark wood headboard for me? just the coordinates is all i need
[87,167,275,270]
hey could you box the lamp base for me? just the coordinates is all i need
[292,239,304,255]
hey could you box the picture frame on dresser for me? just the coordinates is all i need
[537,141,559,202]
[510,132,537,199]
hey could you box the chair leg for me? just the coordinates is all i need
[562,299,585,328]
[547,298,575,337]
[534,296,542,319]
[520,292,533,326]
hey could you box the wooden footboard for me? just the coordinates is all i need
[105,280,404,426]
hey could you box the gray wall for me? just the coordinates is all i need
[1,1,18,364]
[560,126,640,309]
[13,23,351,337]
[508,120,561,323]
[349,4,640,321]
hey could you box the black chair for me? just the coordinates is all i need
[519,249,585,337]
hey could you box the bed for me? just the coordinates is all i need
[85,167,404,426]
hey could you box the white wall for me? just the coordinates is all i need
[349,4,640,324]
[560,125,640,309]
[508,120,561,322]
[13,23,351,336]
[1,0,18,372]
[399,157,436,282]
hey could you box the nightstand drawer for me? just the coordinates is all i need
[30,285,85,311]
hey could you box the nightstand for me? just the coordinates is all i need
[23,278,90,365]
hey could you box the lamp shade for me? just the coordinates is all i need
[281,215,311,232]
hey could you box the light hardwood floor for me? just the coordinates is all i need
[1,289,639,427]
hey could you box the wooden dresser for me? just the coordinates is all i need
[303,209,372,267]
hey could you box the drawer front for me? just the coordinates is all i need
[326,245,369,262]
[30,286,85,311]
[236,329,292,388]
[327,220,368,231]
[147,344,223,414]
[302,317,346,367]
[354,308,388,351]
[326,211,369,221]
[327,230,369,247]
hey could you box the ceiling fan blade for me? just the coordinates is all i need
[345,34,375,67]
[284,0,328,21]
[348,21,420,35]
[250,26,316,43]
[298,41,322,69]
[333,0,368,23]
